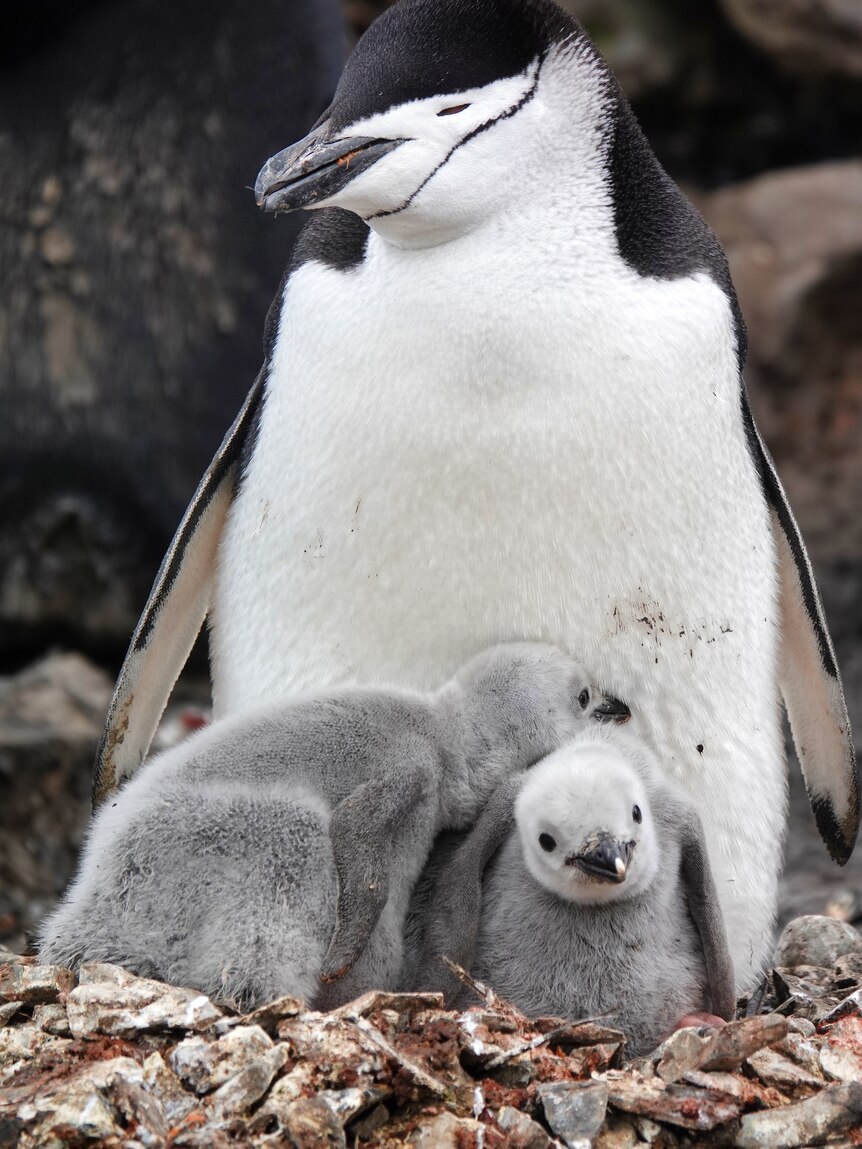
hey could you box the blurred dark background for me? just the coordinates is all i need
[1,0,860,949]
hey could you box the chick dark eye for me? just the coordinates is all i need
[539,833,557,853]
[577,688,590,710]
[632,805,642,824]
[437,103,471,116]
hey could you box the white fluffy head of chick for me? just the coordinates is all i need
[515,726,660,906]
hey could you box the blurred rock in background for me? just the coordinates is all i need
[1,0,860,946]
[721,0,862,77]
[0,0,344,663]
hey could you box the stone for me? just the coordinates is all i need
[0,1002,22,1024]
[170,1025,274,1093]
[594,1115,640,1149]
[605,1073,741,1131]
[734,1080,862,1148]
[78,961,137,986]
[31,1003,70,1036]
[207,1043,290,1120]
[682,1070,785,1110]
[331,990,445,1019]
[700,164,862,574]
[66,970,222,1037]
[317,1086,389,1124]
[278,1013,385,1084]
[283,1096,348,1148]
[819,987,862,1024]
[819,1015,862,1082]
[773,916,862,970]
[247,1064,321,1135]
[141,1052,199,1124]
[720,0,862,77]
[0,1022,70,1070]
[537,1080,609,1147]
[241,995,304,1034]
[772,1032,825,1077]
[353,1101,390,1141]
[14,1056,147,1146]
[0,962,75,1004]
[746,1046,824,1092]
[496,1105,552,1149]
[655,1028,712,1083]
[0,654,112,951]
[699,1015,789,1072]
[787,1017,816,1037]
[411,1111,482,1148]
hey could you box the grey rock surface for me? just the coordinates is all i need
[773,914,862,969]
[0,652,111,951]
[0,947,860,1147]
[721,0,862,77]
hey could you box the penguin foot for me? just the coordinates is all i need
[663,1011,727,1041]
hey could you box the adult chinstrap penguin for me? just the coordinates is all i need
[42,643,627,1007]
[94,0,857,991]
[413,726,736,1056]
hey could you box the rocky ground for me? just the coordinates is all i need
[1,916,862,1148]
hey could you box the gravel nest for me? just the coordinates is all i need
[1,915,862,1148]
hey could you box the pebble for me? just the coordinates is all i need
[772,915,862,970]
[734,1080,862,1148]
[1,924,860,1148]
[170,1025,274,1093]
[538,1079,609,1147]
[0,962,75,1004]
[496,1104,553,1148]
[207,1044,291,1120]
[67,969,222,1037]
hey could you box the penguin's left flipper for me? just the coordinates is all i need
[744,396,859,863]
[413,774,524,1004]
[91,372,265,809]
[320,748,438,984]
[660,790,736,1020]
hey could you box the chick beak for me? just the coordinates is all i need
[569,835,633,883]
[592,696,631,725]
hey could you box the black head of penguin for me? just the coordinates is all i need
[326,0,576,128]
[255,0,742,355]
[255,0,586,217]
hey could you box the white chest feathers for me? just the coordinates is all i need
[214,229,775,716]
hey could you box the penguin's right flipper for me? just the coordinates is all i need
[320,749,437,984]
[413,774,523,1003]
[743,396,859,864]
[667,794,736,1018]
[92,372,265,809]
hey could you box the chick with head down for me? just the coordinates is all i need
[414,724,735,1056]
[40,642,629,1010]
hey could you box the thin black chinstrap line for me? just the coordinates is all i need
[368,53,546,221]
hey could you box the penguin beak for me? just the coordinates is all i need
[592,696,631,725]
[569,835,633,883]
[255,120,407,213]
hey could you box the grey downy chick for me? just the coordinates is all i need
[414,724,735,1056]
[39,643,628,1010]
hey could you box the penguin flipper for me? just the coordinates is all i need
[92,372,265,809]
[413,774,522,1003]
[743,395,859,864]
[321,749,437,984]
[663,791,736,1017]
